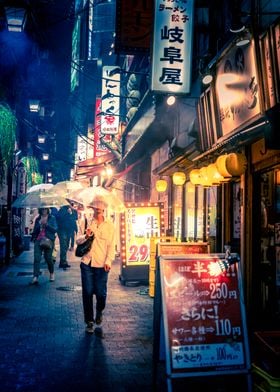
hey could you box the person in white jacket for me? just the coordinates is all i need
[76,196,115,335]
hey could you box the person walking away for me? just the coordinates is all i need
[30,208,57,284]
[76,196,115,336]
[69,202,78,251]
[50,207,59,263]
[56,205,73,269]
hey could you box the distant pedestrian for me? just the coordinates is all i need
[30,207,57,284]
[56,205,73,269]
[76,196,115,335]
[68,202,78,251]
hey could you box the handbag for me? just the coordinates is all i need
[39,237,53,250]
[75,236,94,257]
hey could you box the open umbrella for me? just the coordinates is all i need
[68,186,125,213]
[27,183,54,193]
[51,181,84,197]
[12,190,70,209]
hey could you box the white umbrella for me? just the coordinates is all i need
[51,181,84,197]
[68,186,125,213]
[12,190,70,209]
[27,183,54,193]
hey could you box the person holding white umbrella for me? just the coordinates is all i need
[76,196,115,336]
[30,208,57,285]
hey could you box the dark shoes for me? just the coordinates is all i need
[29,276,39,285]
[59,263,71,269]
[85,322,94,334]
[95,311,103,325]
[94,327,104,339]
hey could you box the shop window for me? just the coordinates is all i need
[206,187,218,252]
[185,182,195,241]
[256,169,280,326]
[196,186,204,241]
[172,185,183,240]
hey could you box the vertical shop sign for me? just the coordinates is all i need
[271,20,280,103]
[86,123,94,159]
[94,97,111,157]
[121,203,165,266]
[77,136,87,162]
[260,30,277,110]
[159,255,250,379]
[151,0,194,94]
[101,66,120,135]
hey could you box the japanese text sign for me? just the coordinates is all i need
[215,42,261,137]
[101,66,120,135]
[151,0,194,94]
[94,97,111,157]
[121,203,164,266]
[159,255,250,376]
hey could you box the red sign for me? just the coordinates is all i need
[159,255,250,376]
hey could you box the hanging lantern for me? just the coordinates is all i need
[226,153,247,176]
[172,171,186,186]
[199,167,212,187]
[216,155,232,180]
[189,169,201,185]
[206,163,224,185]
[156,179,168,193]
[216,153,247,180]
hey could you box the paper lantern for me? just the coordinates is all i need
[199,167,212,187]
[156,179,168,193]
[216,155,232,180]
[189,169,201,185]
[172,171,186,186]
[206,163,224,185]
[216,153,247,179]
[226,153,247,176]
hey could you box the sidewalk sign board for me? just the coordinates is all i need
[153,253,251,391]
[119,202,165,285]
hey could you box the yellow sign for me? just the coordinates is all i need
[121,203,164,266]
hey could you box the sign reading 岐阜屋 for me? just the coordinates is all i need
[151,0,194,94]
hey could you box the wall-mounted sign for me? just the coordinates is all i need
[215,42,262,137]
[94,97,111,157]
[101,66,120,135]
[77,135,87,162]
[115,0,153,53]
[157,255,250,382]
[151,0,194,94]
[121,203,165,266]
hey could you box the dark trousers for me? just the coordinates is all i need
[57,230,70,264]
[80,262,109,323]
[34,240,54,277]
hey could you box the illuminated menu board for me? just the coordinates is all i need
[121,203,165,266]
[159,255,250,378]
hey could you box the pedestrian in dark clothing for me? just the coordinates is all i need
[69,202,78,251]
[56,205,73,269]
[30,208,57,285]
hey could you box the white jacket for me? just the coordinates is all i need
[76,219,115,268]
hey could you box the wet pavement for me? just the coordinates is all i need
[0,244,250,392]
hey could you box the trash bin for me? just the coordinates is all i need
[23,235,32,251]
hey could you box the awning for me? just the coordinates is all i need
[77,152,116,168]
[75,152,118,180]
[153,141,199,176]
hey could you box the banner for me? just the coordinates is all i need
[101,66,120,135]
